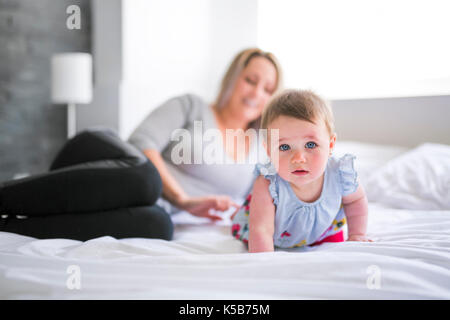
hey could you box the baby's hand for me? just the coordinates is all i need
[347,234,373,242]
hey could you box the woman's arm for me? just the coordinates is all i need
[143,149,188,205]
[144,149,239,220]
[248,176,276,252]
[342,184,372,241]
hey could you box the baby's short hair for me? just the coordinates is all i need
[261,89,335,136]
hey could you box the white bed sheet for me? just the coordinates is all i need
[0,141,449,300]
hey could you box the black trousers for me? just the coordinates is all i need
[0,127,173,241]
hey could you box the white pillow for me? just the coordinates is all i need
[365,143,450,210]
[333,141,408,188]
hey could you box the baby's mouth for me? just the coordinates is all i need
[292,169,309,176]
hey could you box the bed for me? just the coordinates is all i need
[0,141,449,299]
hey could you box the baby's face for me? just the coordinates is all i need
[267,115,336,187]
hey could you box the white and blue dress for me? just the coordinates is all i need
[231,154,359,248]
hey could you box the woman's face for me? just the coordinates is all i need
[225,56,277,124]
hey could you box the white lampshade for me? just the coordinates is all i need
[51,53,93,104]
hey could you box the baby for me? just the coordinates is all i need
[231,89,372,252]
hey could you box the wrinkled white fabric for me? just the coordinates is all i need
[1,204,449,299]
[1,142,449,300]
[366,143,450,210]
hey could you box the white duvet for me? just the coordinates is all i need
[0,142,449,300]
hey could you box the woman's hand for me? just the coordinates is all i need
[347,234,373,242]
[177,195,240,221]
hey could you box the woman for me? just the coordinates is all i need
[128,48,282,220]
[0,48,282,240]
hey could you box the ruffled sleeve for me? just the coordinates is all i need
[338,154,359,196]
[253,162,279,206]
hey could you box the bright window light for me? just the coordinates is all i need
[257,0,450,100]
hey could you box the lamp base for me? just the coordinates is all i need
[67,103,77,139]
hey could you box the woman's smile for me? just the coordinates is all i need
[242,98,258,108]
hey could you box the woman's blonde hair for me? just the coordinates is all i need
[261,89,335,136]
[213,48,283,128]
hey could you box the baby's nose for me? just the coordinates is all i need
[291,150,306,163]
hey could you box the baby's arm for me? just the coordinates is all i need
[342,184,372,242]
[248,176,276,253]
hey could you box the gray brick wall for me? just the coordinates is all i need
[0,0,91,181]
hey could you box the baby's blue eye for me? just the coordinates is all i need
[279,144,290,151]
[305,141,317,149]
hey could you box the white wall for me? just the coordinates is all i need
[258,0,450,100]
[77,0,122,134]
[333,95,450,147]
[208,0,259,102]
[120,0,259,140]
[83,0,449,148]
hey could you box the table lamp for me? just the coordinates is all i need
[51,53,93,138]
